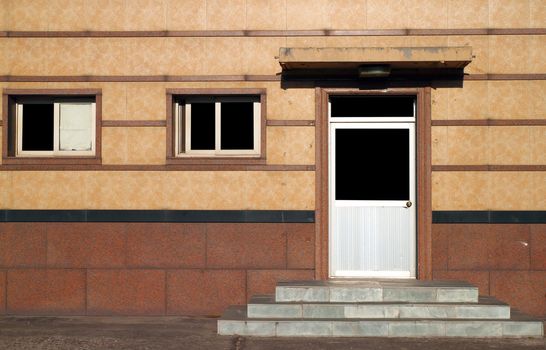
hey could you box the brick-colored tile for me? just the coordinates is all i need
[530,224,546,270]
[286,223,315,269]
[489,224,530,270]
[0,271,5,314]
[7,269,86,315]
[247,269,315,300]
[127,223,205,268]
[432,224,450,271]
[206,223,286,268]
[433,270,490,296]
[448,225,495,270]
[490,271,546,317]
[0,223,46,268]
[87,270,165,315]
[166,270,245,316]
[47,223,126,268]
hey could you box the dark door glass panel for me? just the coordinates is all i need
[331,96,414,118]
[221,102,254,150]
[190,102,215,150]
[335,128,410,200]
[22,104,54,151]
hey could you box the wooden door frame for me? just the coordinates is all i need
[314,87,432,280]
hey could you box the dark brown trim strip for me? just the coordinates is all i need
[0,120,2,126]
[0,164,315,171]
[267,120,316,126]
[2,74,545,83]
[2,28,545,37]
[102,120,166,127]
[465,74,546,81]
[432,165,546,171]
[432,119,546,126]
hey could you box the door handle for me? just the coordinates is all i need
[405,201,412,208]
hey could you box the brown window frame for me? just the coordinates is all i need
[166,88,266,165]
[2,89,102,165]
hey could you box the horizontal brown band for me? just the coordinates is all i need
[266,120,316,126]
[1,74,545,83]
[432,165,546,171]
[0,164,315,171]
[432,119,546,126]
[1,28,545,38]
[102,120,167,127]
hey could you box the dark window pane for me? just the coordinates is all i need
[190,102,215,150]
[221,102,254,150]
[331,96,414,117]
[335,128,410,200]
[22,104,54,151]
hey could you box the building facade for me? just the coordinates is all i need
[0,0,544,318]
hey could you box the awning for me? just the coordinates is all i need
[278,47,472,77]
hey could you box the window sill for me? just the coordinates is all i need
[165,157,266,166]
[1,156,102,165]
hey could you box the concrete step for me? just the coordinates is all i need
[276,280,479,303]
[218,306,544,338]
[248,295,511,320]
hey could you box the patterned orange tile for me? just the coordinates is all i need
[165,38,206,75]
[406,0,448,29]
[489,126,531,165]
[101,127,127,164]
[101,83,128,120]
[202,37,246,75]
[432,172,490,210]
[283,171,315,210]
[431,126,448,165]
[447,0,488,28]
[268,87,316,120]
[48,0,86,31]
[0,0,7,31]
[529,36,546,73]
[447,126,488,165]
[126,38,169,76]
[10,172,88,209]
[533,172,546,209]
[245,37,285,75]
[530,126,546,164]
[367,0,407,29]
[86,172,129,209]
[448,36,488,74]
[7,0,49,31]
[122,172,168,209]
[489,172,534,210]
[489,0,531,28]
[124,0,167,31]
[88,39,128,76]
[326,0,367,29]
[489,36,531,74]
[431,88,448,120]
[85,0,126,31]
[488,81,532,119]
[530,0,546,27]
[206,0,246,30]
[246,0,287,30]
[125,127,166,165]
[47,38,90,76]
[126,83,167,120]
[267,126,315,165]
[0,171,11,208]
[166,0,206,30]
[529,81,546,118]
[448,82,489,119]
[286,0,327,29]
[245,171,286,209]
[6,39,48,75]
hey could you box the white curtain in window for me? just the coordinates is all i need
[59,103,93,151]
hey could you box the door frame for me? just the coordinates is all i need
[315,87,432,280]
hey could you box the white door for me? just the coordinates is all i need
[329,96,416,278]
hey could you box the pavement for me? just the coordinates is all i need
[0,316,544,350]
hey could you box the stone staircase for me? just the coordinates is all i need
[218,280,544,337]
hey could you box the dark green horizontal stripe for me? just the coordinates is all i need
[0,210,315,223]
[432,211,546,224]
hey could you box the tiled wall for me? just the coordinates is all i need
[432,223,546,317]
[0,222,315,315]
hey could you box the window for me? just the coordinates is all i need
[2,90,101,164]
[170,91,265,160]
